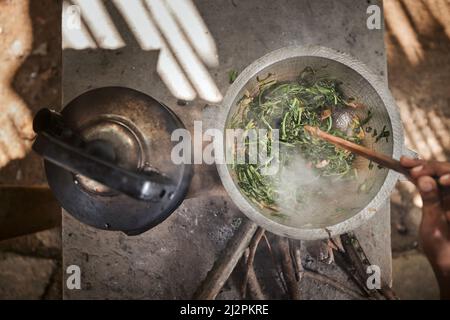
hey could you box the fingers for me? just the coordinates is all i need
[0,142,9,168]
[400,156,424,168]
[440,174,450,186]
[0,88,33,169]
[0,117,28,161]
[7,96,34,140]
[417,175,449,257]
[402,156,450,192]
[418,176,440,204]
[409,162,450,180]
[417,176,449,227]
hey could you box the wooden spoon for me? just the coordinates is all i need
[304,125,450,210]
[304,125,410,177]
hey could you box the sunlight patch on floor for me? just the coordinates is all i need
[62,0,222,103]
[384,0,424,66]
[112,0,196,101]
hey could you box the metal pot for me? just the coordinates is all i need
[215,46,408,240]
[33,87,193,235]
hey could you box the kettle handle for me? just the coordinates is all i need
[32,109,172,201]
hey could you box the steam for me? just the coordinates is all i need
[272,149,324,219]
[267,146,368,228]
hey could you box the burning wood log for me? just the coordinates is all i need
[275,237,302,300]
[242,248,266,300]
[193,218,258,300]
[334,233,398,300]
[241,227,265,298]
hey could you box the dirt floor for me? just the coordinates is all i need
[0,0,449,299]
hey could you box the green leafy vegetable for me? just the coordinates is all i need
[228,70,239,84]
[229,67,370,212]
[360,110,373,126]
[375,125,390,143]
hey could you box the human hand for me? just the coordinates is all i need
[0,88,34,168]
[0,0,33,169]
[400,156,450,299]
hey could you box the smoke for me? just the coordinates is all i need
[272,149,323,220]
[269,146,367,228]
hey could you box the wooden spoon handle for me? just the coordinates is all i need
[304,125,450,211]
[304,126,410,177]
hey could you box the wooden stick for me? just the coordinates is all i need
[241,227,265,298]
[290,239,304,282]
[275,237,301,300]
[333,249,371,297]
[304,125,410,177]
[306,126,450,211]
[263,233,288,294]
[339,233,398,300]
[339,234,374,291]
[306,125,450,210]
[243,249,266,300]
[193,218,258,300]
